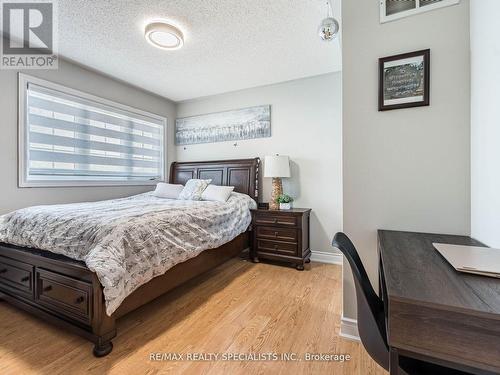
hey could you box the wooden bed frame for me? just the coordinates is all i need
[0,158,260,357]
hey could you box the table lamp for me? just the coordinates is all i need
[264,155,291,210]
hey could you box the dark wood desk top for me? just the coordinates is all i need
[379,230,500,317]
[379,230,500,374]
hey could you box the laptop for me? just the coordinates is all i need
[433,243,500,278]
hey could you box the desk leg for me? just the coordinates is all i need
[389,347,399,375]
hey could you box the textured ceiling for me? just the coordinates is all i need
[59,0,341,102]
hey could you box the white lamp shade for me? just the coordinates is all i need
[264,155,291,178]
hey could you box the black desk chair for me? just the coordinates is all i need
[332,232,470,375]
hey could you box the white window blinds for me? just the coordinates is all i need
[20,77,166,187]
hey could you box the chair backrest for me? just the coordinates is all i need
[332,232,389,370]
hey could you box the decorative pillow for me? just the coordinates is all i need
[178,179,212,200]
[153,183,184,199]
[202,185,235,203]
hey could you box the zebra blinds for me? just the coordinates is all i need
[24,82,165,185]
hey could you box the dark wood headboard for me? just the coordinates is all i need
[169,158,260,202]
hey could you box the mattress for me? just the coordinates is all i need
[0,192,256,315]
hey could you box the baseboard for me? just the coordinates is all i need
[340,316,360,342]
[310,250,343,265]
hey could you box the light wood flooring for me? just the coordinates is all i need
[0,259,386,375]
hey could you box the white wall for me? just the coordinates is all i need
[0,58,177,214]
[176,73,343,254]
[342,0,471,319]
[471,0,500,248]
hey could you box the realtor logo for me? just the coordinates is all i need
[1,0,58,69]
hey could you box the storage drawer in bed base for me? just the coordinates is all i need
[0,255,34,299]
[0,243,117,357]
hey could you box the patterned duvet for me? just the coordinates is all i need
[0,192,256,315]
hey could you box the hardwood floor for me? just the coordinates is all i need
[0,259,386,375]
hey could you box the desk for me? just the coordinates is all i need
[378,230,500,375]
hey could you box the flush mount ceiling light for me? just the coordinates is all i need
[145,21,184,50]
[318,0,339,41]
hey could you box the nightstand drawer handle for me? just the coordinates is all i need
[43,285,52,292]
[274,244,279,250]
[274,232,278,237]
[272,219,277,224]
[21,276,30,282]
[75,296,85,304]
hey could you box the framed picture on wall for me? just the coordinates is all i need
[175,105,271,145]
[379,49,430,111]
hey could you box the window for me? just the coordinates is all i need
[380,0,460,23]
[19,74,166,187]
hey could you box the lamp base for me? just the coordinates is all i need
[270,178,283,210]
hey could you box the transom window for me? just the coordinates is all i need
[19,74,166,187]
[380,0,460,23]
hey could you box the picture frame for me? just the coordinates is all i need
[379,49,430,111]
[175,105,271,146]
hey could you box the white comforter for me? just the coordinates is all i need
[0,192,256,315]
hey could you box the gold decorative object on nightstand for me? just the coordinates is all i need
[264,155,291,210]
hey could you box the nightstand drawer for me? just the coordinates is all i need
[256,226,298,242]
[254,214,297,227]
[256,239,298,256]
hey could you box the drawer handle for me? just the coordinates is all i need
[274,232,278,237]
[21,276,30,282]
[43,285,52,292]
[75,296,85,304]
[0,269,7,274]
[274,244,279,250]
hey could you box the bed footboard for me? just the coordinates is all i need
[0,243,116,357]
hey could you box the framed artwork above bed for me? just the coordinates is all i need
[175,105,271,146]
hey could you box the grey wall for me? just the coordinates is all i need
[470,0,500,248]
[176,73,343,254]
[342,0,471,319]
[0,58,177,214]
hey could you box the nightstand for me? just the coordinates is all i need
[250,208,311,270]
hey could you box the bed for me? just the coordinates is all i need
[0,158,260,357]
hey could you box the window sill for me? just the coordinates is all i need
[18,180,163,188]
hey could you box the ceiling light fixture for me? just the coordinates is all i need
[145,21,184,50]
[318,1,339,42]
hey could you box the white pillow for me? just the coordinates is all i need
[153,183,184,199]
[202,185,235,203]
[178,179,212,200]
